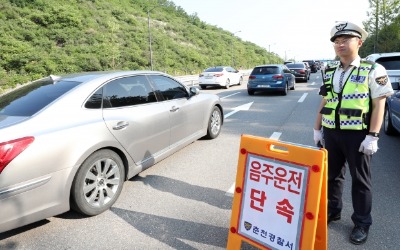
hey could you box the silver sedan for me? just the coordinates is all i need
[0,71,223,233]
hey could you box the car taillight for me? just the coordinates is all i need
[249,75,256,79]
[214,73,224,77]
[0,137,34,174]
[299,70,305,73]
[272,74,283,79]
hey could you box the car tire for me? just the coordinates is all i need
[238,76,243,85]
[224,79,230,89]
[384,106,397,135]
[248,90,254,95]
[290,81,295,90]
[71,149,125,216]
[281,83,288,96]
[204,106,222,139]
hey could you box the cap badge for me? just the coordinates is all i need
[336,23,348,31]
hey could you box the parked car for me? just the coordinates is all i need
[365,52,400,135]
[199,66,243,89]
[247,64,295,95]
[0,71,224,233]
[303,60,318,73]
[286,62,310,82]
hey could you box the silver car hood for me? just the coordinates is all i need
[0,115,29,129]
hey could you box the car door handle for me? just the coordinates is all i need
[113,121,129,130]
[170,106,179,112]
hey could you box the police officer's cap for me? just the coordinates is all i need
[330,21,368,42]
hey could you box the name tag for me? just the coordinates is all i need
[350,75,366,83]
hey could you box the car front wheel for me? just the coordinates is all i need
[238,76,243,85]
[204,106,222,139]
[71,149,125,216]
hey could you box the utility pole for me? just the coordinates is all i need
[231,31,241,66]
[147,5,164,70]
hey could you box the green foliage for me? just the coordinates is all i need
[360,0,400,56]
[0,0,281,92]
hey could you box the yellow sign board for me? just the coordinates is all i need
[227,134,327,250]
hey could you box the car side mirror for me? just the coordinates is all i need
[189,86,200,96]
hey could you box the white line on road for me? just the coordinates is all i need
[298,93,308,103]
[225,132,282,196]
[269,132,282,140]
[220,92,240,99]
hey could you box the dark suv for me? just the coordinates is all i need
[303,60,318,73]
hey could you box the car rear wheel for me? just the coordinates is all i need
[224,79,230,89]
[204,106,222,139]
[384,106,397,135]
[71,149,125,216]
[290,81,295,90]
[248,90,254,95]
[238,76,243,85]
[281,83,288,95]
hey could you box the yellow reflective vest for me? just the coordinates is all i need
[320,61,375,130]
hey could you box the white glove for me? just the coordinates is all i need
[313,129,324,147]
[359,135,379,155]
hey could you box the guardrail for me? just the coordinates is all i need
[175,75,199,86]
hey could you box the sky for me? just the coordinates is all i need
[171,0,371,61]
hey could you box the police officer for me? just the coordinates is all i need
[313,21,394,245]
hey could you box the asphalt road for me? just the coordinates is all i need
[1,73,400,250]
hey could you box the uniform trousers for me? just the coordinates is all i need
[323,128,372,227]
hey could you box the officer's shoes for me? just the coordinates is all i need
[350,225,369,245]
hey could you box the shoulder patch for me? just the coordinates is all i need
[375,75,388,86]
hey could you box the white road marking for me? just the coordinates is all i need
[298,93,308,103]
[220,92,240,99]
[224,102,254,119]
[226,184,235,197]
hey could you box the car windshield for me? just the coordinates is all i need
[0,78,81,116]
[251,67,279,75]
[204,67,224,72]
[375,56,400,70]
[286,64,304,68]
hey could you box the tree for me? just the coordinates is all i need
[363,0,400,52]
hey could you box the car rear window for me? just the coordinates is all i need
[0,78,81,116]
[286,64,305,68]
[375,56,400,70]
[204,67,224,72]
[251,67,280,75]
